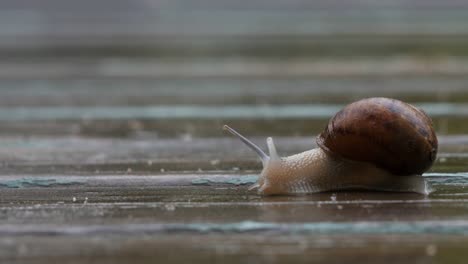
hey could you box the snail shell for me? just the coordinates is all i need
[317,97,438,176]
[224,97,438,195]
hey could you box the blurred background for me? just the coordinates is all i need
[1,0,468,141]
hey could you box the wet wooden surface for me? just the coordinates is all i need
[2,1,468,263]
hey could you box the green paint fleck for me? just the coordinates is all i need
[192,175,258,186]
[176,221,468,235]
[0,178,84,188]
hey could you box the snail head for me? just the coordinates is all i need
[223,125,285,192]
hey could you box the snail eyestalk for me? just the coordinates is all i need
[267,137,279,161]
[223,125,269,166]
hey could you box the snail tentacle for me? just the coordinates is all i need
[223,125,269,166]
[248,183,260,191]
[266,137,279,161]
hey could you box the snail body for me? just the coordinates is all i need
[224,97,438,195]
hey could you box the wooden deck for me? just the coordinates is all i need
[1,1,468,263]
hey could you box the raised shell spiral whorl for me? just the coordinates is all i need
[316,97,438,176]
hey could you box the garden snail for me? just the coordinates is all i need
[223,97,438,195]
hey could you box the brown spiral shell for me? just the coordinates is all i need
[316,97,438,176]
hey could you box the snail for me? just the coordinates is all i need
[223,97,438,195]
